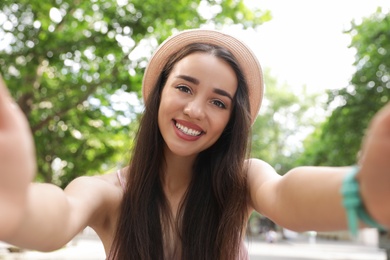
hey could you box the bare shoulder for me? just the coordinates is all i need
[244,158,281,214]
[245,158,279,181]
[63,171,124,228]
[65,171,123,198]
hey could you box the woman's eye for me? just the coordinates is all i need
[176,85,191,94]
[211,100,226,109]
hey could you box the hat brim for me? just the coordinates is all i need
[142,29,263,124]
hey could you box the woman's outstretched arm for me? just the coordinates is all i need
[247,159,349,231]
[0,75,36,238]
[247,102,390,232]
[0,76,111,251]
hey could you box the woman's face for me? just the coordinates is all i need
[158,52,237,157]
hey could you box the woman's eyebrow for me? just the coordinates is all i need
[175,75,199,85]
[213,88,233,101]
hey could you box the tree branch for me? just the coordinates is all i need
[31,83,99,133]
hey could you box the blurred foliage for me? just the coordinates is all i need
[251,68,322,175]
[298,8,390,166]
[0,0,271,187]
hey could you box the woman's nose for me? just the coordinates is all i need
[183,99,206,120]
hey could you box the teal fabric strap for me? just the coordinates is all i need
[340,165,386,237]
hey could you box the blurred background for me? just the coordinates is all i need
[0,0,389,259]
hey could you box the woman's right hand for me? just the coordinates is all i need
[0,75,37,238]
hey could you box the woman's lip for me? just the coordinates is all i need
[172,121,204,141]
[174,119,205,133]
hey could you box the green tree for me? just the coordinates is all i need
[298,8,390,166]
[0,0,271,187]
[251,68,322,174]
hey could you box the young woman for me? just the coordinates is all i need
[0,29,389,260]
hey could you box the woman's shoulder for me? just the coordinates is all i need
[92,169,126,193]
[64,170,125,225]
[66,170,123,196]
[244,158,275,174]
[244,158,280,186]
[62,171,126,249]
[244,158,281,214]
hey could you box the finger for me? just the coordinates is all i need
[369,102,390,136]
[359,102,390,158]
[0,74,17,113]
[0,74,13,104]
[0,75,22,129]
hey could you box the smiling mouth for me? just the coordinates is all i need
[175,121,203,136]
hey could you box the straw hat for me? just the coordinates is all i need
[142,29,264,124]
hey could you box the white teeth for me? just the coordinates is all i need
[175,122,202,136]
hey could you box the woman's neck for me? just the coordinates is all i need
[161,146,196,197]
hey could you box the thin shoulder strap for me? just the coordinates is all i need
[117,170,126,191]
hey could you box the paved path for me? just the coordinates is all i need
[0,236,387,259]
[246,238,386,260]
[0,238,105,260]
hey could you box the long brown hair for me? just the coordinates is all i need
[110,43,252,260]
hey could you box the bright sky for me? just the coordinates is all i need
[234,0,390,93]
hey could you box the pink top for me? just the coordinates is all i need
[115,170,249,260]
[117,170,126,190]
